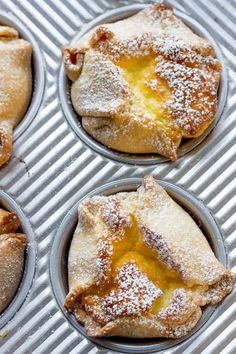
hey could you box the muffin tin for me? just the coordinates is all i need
[50,179,228,353]
[59,4,228,165]
[0,0,235,353]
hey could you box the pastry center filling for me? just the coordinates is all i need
[117,55,172,127]
[81,215,190,323]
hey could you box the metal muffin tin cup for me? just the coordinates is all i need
[59,4,228,165]
[0,190,36,329]
[50,179,228,353]
[0,12,45,140]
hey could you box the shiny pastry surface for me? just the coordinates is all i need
[0,208,26,313]
[62,3,221,160]
[0,25,32,166]
[65,176,234,338]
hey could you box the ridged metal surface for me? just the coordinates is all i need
[0,0,235,353]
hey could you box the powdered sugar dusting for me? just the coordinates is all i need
[155,57,217,134]
[101,262,162,318]
[197,272,235,306]
[95,196,132,284]
[65,3,221,159]
[71,51,130,118]
[102,195,131,231]
[158,288,195,322]
[142,225,183,273]
[94,33,219,136]
[67,176,235,338]
[0,25,32,166]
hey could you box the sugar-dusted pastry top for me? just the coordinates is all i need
[65,176,234,338]
[62,3,221,160]
[0,208,26,313]
[0,25,32,167]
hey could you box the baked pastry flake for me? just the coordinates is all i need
[65,176,234,338]
[0,26,32,166]
[62,3,221,160]
[0,208,26,313]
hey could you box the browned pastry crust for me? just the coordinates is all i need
[0,208,20,234]
[0,26,32,166]
[0,205,26,314]
[62,3,221,160]
[64,176,234,338]
[0,233,26,313]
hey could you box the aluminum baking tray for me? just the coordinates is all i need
[0,0,235,353]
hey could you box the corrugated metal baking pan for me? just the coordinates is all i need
[0,0,235,353]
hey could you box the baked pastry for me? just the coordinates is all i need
[0,208,26,313]
[62,3,221,160]
[0,208,20,234]
[65,176,234,338]
[0,26,32,166]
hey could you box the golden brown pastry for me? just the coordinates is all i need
[62,3,221,160]
[65,176,234,338]
[0,26,32,166]
[0,208,26,313]
[0,233,26,313]
[0,208,20,234]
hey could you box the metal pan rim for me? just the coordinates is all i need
[59,3,228,166]
[50,178,227,353]
[0,190,36,329]
[0,11,45,141]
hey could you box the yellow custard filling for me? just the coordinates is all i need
[82,215,194,321]
[117,56,171,126]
